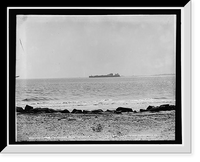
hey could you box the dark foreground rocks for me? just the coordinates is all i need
[140,104,175,112]
[17,105,65,114]
[71,109,82,114]
[31,108,57,113]
[16,104,175,114]
[106,109,115,113]
[61,109,70,113]
[16,107,24,112]
[116,107,133,112]
[82,110,90,114]
[148,104,175,112]
[91,109,103,114]
[25,105,33,112]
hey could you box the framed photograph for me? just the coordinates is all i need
[2,1,191,153]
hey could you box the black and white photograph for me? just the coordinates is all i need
[1,2,193,154]
[15,12,180,143]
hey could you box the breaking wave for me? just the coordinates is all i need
[22,97,57,102]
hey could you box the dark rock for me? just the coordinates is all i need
[116,107,133,112]
[149,105,176,112]
[32,108,48,113]
[148,107,160,112]
[133,110,137,113]
[146,105,155,110]
[32,108,42,113]
[91,109,103,114]
[106,109,115,113]
[138,104,176,113]
[61,109,70,113]
[160,104,170,107]
[30,108,56,113]
[160,104,175,110]
[83,110,90,114]
[114,111,122,114]
[41,108,48,113]
[25,105,33,112]
[54,109,64,113]
[46,108,57,113]
[169,105,175,110]
[71,109,82,114]
[16,107,24,112]
[140,109,147,112]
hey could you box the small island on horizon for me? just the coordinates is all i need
[89,73,120,78]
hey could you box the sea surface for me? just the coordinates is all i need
[16,75,175,111]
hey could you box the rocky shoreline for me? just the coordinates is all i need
[16,104,175,114]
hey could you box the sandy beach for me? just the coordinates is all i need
[17,109,175,141]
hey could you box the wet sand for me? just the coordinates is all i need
[17,110,175,141]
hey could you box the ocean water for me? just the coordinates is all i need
[16,75,175,111]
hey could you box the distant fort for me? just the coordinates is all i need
[89,73,120,78]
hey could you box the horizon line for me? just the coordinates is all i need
[16,73,175,80]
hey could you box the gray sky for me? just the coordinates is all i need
[16,15,176,79]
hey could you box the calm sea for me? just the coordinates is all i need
[16,75,175,111]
